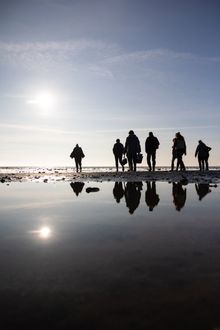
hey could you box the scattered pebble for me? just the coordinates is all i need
[86,187,100,193]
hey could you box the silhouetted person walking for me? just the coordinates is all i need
[113,182,124,203]
[145,132,160,171]
[70,182,85,196]
[125,130,141,172]
[195,183,211,201]
[195,140,211,171]
[125,181,142,214]
[113,139,125,172]
[172,182,187,211]
[173,132,186,171]
[145,181,160,211]
[70,144,85,172]
[171,138,178,171]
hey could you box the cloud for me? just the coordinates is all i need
[0,39,118,75]
[103,48,220,65]
[1,39,219,81]
[0,39,117,53]
[1,38,220,80]
[1,122,220,136]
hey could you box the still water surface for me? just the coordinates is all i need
[0,181,220,329]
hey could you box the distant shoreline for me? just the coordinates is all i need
[0,168,220,184]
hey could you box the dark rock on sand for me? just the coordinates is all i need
[86,187,100,193]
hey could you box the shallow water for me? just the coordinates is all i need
[0,181,220,329]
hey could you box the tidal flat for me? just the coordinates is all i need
[0,180,220,329]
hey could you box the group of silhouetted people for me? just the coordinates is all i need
[70,130,212,172]
[70,180,213,213]
[112,130,211,172]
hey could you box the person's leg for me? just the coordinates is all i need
[171,154,176,171]
[152,152,156,171]
[147,153,152,171]
[79,159,82,172]
[180,158,185,171]
[133,155,137,172]
[115,156,119,171]
[198,157,202,171]
[119,154,124,171]
[127,154,133,171]
[75,159,79,172]
[205,158,209,171]
[176,151,184,171]
[176,153,181,171]
[201,159,205,171]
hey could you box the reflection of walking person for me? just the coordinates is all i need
[113,182,124,203]
[70,144,85,172]
[145,132,160,171]
[70,182,85,196]
[172,182,187,211]
[195,140,211,171]
[125,182,142,214]
[173,132,186,171]
[145,181,160,211]
[124,130,141,172]
[113,139,125,172]
[195,183,211,201]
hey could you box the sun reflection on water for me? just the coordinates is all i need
[30,226,52,240]
[39,226,51,239]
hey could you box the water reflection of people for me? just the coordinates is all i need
[172,182,187,211]
[125,182,142,214]
[195,183,211,201]
[145,181,160,211]
[70,182,85,196]
[113,182,124,203]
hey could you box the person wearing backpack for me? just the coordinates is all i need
[195,140,211,171]
[145,132,160,171]
[124,130,141,172]
[173,132,186,171]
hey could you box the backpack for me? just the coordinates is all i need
[175,139,185,150]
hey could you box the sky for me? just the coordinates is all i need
[0,0,220,167]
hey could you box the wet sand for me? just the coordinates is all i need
[0,168,220,183]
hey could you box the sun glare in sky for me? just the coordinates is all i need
[26,91,57,115]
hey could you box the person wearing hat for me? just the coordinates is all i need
[124,130,141,171]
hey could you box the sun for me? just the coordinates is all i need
[26,91,57,111]
[35,92,55,108]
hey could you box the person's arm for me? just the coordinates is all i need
[145,139,147,153]
[124,139,128,154]
[137,137,141,153]
[184,140,187,155]
[195,146,198,157]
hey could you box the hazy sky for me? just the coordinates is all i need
[0,0,220,166]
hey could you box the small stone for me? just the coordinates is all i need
[86,187,100,193]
